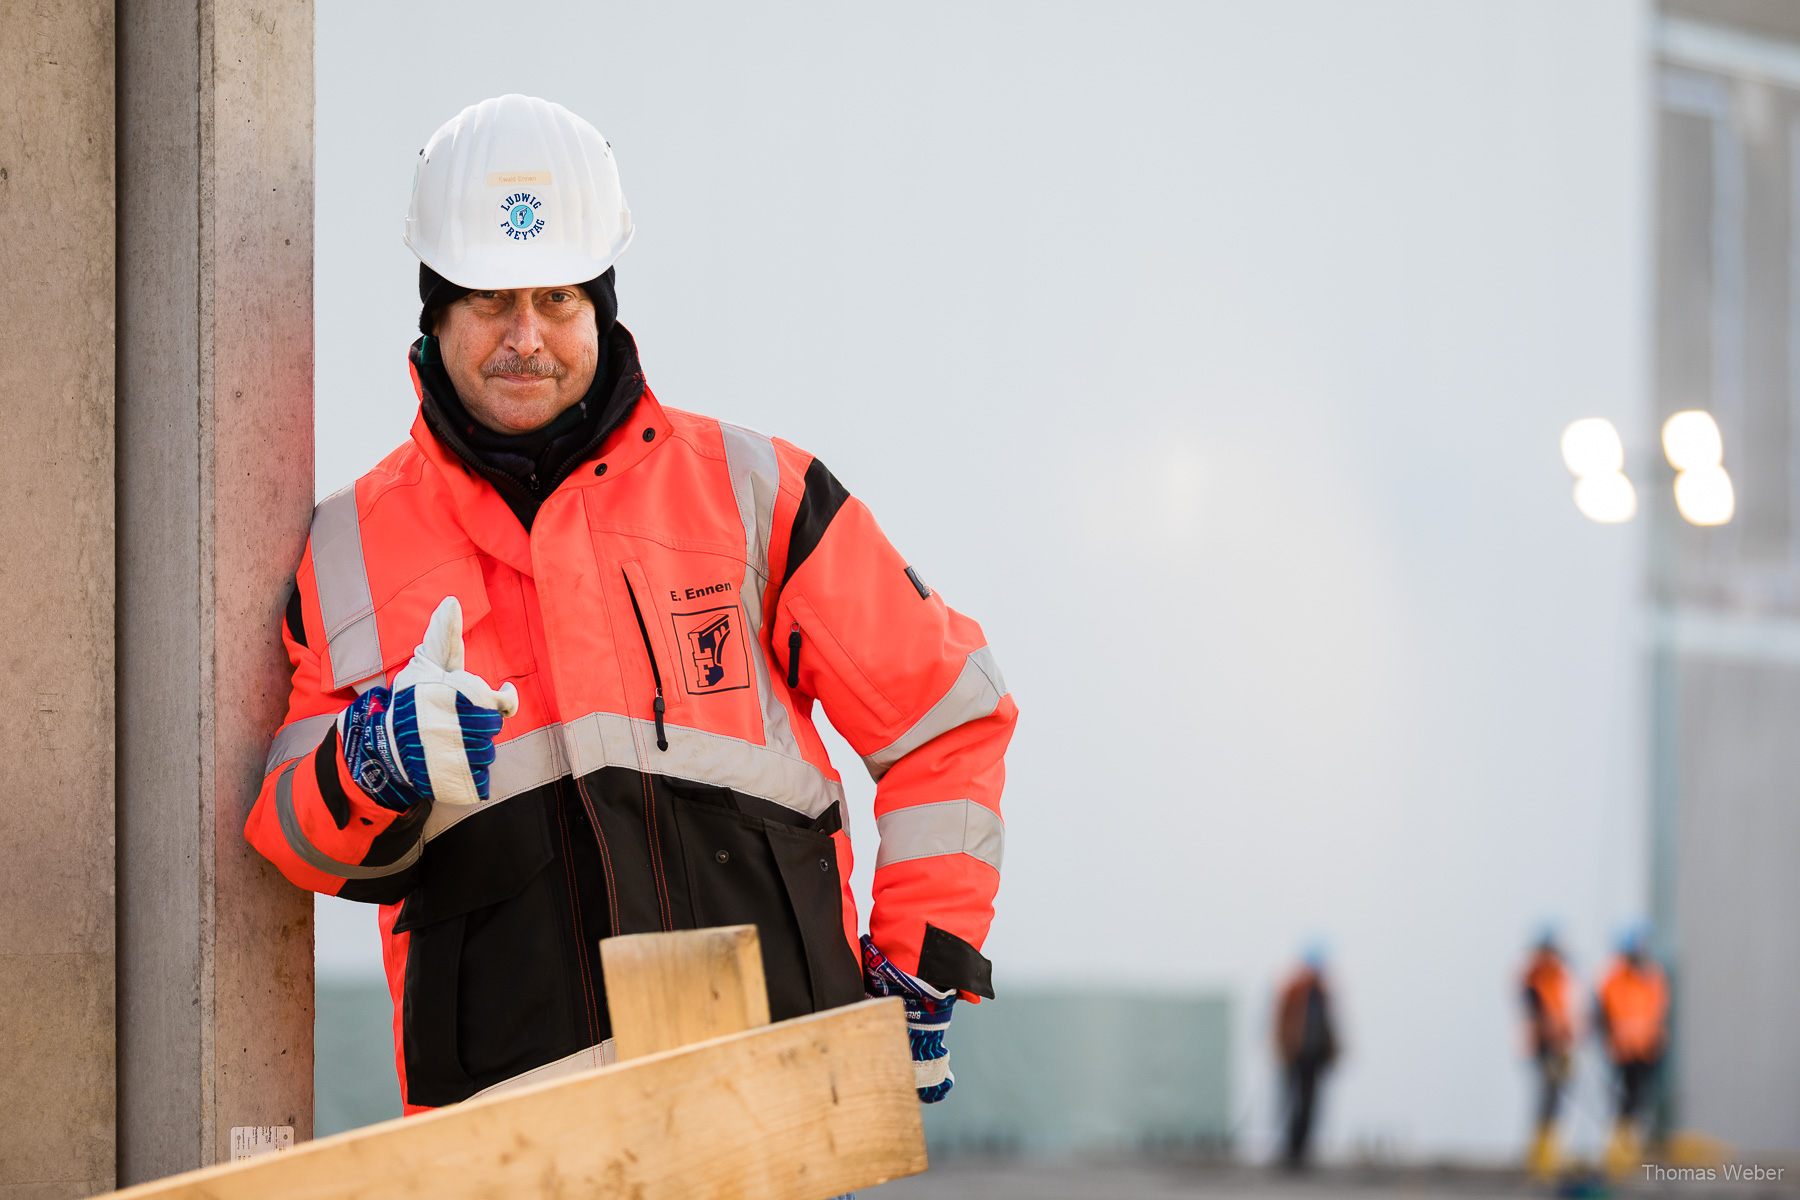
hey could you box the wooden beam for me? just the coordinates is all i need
[97,998,927,1200]
[601,925,772,1061]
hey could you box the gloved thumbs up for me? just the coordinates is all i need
[386,597,518,807]
[418,591,470,671]
[399,596,519,717]
[338,597,516,813]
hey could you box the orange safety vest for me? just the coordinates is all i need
[1597,957,1668,1063]
[1522,950,1574,1052]
[245,338,1015,1111]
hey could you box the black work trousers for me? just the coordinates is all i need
[1617,1057,1658,1122]
[1284,1059,1327,1168]
[1535,1048,1570,1126]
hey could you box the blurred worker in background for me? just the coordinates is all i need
[244,95,1015,1129]
[1274,948,1339,1170]
[1595,926,1668,1176]
[1520,929,1576,1179]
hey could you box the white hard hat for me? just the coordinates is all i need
[404,94,633,289]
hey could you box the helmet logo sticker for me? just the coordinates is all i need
[500,192,545,241]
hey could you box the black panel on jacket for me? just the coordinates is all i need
[552,777,611,1049]
[313,727,351,830]
[764,821,865,1011]
[674,796,813,1015]
[391,791,554,932]
[782,457,852,585]
[378,762,864,1108]
[916,922,996,999]
[284,584,307,648]
[666,774,862,1021]
[400,855,585,1108]
[579,765,692,935]
[393,791,584,1107]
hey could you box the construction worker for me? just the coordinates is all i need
[1520,929,1576,1178]
[245,95,1014,1115]
[1595,926,1668,1175]
[1274,949,1338,1170]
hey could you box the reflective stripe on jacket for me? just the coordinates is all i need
[245,356,1015,1112]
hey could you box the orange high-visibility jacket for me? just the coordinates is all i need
[1522,950,1574,1053]
[245,341,1015,1111]
[1597,957,1668,1063]
[1275,968,1336,1068]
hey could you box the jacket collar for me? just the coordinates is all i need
[407,347,673,579]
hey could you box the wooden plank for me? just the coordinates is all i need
[601,925,772,1061]
[96,998,927,1200]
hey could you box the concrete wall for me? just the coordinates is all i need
[1674,655,1800,1151]
[116,0,315,1182]
[1664,0,1800,43]
[0,4,118,1197]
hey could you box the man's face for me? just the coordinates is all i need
[435,286,599,434]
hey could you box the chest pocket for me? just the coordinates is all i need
[372,555,495,685]
[613,547,771,743]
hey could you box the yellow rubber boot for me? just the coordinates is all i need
[1603,1120,1639,1180]
[1527,1124,1559,1181]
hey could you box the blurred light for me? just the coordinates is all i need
[1560,418,1635,524]
[1674,464,1735,526]
[1573,472,1637,523]
[1662,410,1723,471]
[1561,418,1625,477]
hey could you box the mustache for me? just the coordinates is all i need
[482,353,565,380]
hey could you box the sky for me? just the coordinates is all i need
[313,0,1653,1160]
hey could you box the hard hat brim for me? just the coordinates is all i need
[405,228,635,292]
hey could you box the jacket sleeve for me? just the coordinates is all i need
[768,450,1016,998]
[243,543,428,905]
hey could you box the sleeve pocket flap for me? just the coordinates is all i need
[374,556,494,675]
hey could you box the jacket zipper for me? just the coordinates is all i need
[621,572,669,752]
[787,623,802,689]
[618,570,676,930]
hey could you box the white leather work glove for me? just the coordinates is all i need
[383,595,518,807]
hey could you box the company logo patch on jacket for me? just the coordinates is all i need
[500,192,545,240]
[671,605,750,694]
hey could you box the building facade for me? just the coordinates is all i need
[1652,0,1800,1153]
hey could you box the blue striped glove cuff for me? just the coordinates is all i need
[862,935,957,1103]
[338,687,425,813]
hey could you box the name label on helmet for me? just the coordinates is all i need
[500,192,546,241]
[486,170,552,187]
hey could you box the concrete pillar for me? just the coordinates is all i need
[0,5,117,1196]
[117,0,315,1183]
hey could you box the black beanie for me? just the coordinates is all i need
[418,263,619,336]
